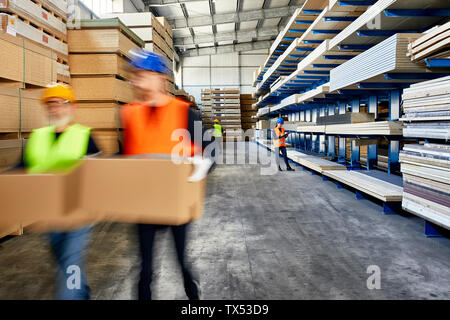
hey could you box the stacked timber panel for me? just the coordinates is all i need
[68,18,145,155]
[211,88,241,141]
[408,22,450,67]
[0,0,69,84]
[400,76,450,230]
[201,89,213,129]
[240,94,257,131]
[102,13,175,96]
[175,89,199,111]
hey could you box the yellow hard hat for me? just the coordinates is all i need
[42,83,76,104]
[214,119,219,123]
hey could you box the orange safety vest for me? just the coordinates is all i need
[273,127,286,148]
[121,97,200,156]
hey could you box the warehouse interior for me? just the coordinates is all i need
[0,0,450,301]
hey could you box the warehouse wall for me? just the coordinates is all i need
[180,49,269,105]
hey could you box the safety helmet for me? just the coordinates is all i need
[41,83,76,104]
[276,118,284,125]
[129,49,171,75]
[214,119,219,124]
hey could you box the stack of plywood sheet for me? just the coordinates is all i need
[240,94,257,131]
[317,112,375,125]
[0,0,69,84]
[68,18,145,155]
[175,89,198,110]
[211,88,242,141]
[101,13,175,96]
[401,76,450,140]
[408,22,450,65]
[201,89,213,129]
[325,121,403,136]
[400,143,450,230]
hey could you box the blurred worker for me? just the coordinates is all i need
[21,84,100,299]
[274,118,294,172]
[212,119,223,161]
[122,50,209,300]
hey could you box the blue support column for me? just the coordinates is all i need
[367,95,378,170]
[327,135,336,159]
[350,98,360,168]
[388,140,400,174]
[389,89,401,120]
[356,191,365,199]
[424,221,443,238]
[383,202,401,215]
[338,137,346,163]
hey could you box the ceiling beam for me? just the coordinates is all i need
[144,0,214,4]
[169,6,298,29]
[174,26,282,45]
[180,40,272,57]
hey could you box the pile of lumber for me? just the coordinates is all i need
[297,155,346,173]
[101,12,175,96]
[400,143,450,230]
[325,121,403,136]
[240,94,257,131]
[408,22,450,66]
[201,89,213,129]
[0,0,69,83]
[68,18,145,155]
[175,89,198,110]
[323,170,403,202]
[211,88,242,141]
[401,75,450,140]
[317,112,374,125]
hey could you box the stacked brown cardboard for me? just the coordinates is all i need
[201,89,213,129]
[175,89,199,111]
[240,94,257,131]
[101,13,175,96]
[211,88,242,141]
[68,18,145,155]
[0,0,70,84]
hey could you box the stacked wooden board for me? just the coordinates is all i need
[201,89,213,129]
[211,88,242,141]
[325,121,403,136]
[175,89,198,110]
[408,22,450,66]
[400,143,450,230]
[401,76,450,140]
[68,18,145,155]
[323,170,403,202]
[0,0,69,83]
[101,12,175,96]
[240,94,257,131]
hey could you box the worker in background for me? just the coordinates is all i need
[21,84,100,299]
[274,118,294,172]
[122,50,209,300]
[212,119,223,162]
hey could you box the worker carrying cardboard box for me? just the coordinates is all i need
[274,118,294,172]
[122,49,211,300]
[16,83,101,300]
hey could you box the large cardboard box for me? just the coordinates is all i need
[0,157,207,230]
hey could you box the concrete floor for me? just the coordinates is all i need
[1,142,450,300]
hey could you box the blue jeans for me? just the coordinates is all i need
[49,226,92,300]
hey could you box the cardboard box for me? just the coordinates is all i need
[0,157,206,230]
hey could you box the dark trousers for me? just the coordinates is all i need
[138,223,196,300]
[276,146,292,169]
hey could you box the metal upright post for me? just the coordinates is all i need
[350,98,360,168]
[327,104,335,159]
[388,90,401,174]
[338,101,346,164]
[367,95,378,170]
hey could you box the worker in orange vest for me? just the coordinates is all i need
[274,118,294,172]
[122,50,211,300]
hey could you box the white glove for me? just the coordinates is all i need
[188,156,214,182]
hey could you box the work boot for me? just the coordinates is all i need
[278,166,283,171]
[287,167,295,171]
